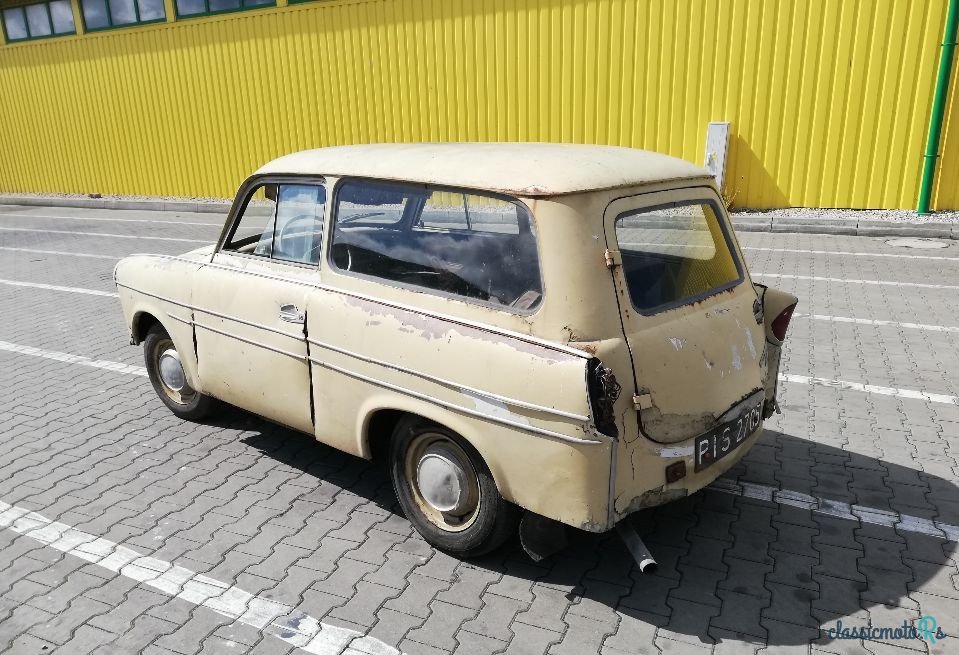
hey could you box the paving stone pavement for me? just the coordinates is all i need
[1,205,958,655]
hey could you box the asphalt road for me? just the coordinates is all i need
[1,204,958,655]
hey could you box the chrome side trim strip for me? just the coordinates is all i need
[310,356,601,446]
[125,253,590,360]
[307,337,590,423]
[128,253,318,288]
[117,280,302,341]
[194,306,303,340]
[115,282,192,310]
[193,320,307,362]
[315,285,589,360]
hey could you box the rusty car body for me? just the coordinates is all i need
[114,143,797,557]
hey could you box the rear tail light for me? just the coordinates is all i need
[771,303,797,341]
[587,358,621,438]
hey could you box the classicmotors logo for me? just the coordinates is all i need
[827,616,948,644]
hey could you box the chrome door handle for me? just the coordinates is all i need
[278,304,304,324]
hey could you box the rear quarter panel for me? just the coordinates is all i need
[305,286,614,530]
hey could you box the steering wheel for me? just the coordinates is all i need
[276,214,318,260]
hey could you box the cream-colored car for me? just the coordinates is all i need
[115,143,797,560]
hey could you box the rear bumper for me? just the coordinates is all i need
[610,423,765,522]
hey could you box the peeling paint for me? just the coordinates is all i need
[465,393,531,427]
[341,294,573,362]
[744,327,758,360]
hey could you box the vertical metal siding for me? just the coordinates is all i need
[0,0,956,209]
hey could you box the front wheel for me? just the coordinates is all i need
[389,417,520,557]
[143,324,216,421]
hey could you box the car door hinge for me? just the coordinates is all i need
[632,393,653,410]
[604,249,622,268]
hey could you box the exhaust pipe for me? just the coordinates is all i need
[616,520,658,574]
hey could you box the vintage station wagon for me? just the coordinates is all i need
[115,143,797,561]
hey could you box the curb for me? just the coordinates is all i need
[729,214,958,239]
[0,195,231,215]
[2,195,957,239]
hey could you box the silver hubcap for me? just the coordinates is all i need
[158,349,186,392]
[416,444,471,514]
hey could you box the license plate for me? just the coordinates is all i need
[694,400,764,472]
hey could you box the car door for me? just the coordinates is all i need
[603,186,765,446]
[192,179,326,434]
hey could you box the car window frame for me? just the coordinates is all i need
[216,174,328,271]
[326,176,545,316]
[612,194,745,317]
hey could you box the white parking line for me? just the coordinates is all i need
[753,272,959,291]
[742,246,959,261]
[0,212,222,227]
[0,246,120,260]
[780,373,958,405]
[708,478,959,541]
[795,312,959,334]
[0,340,146,376]
[0,500,406,655]
[0,226,207,243]
[0,278,118,297]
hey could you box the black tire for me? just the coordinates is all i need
[143,323,217,421]
[389,416,520,557]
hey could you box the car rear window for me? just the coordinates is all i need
[330,179,543,312]
[614,200,742,313]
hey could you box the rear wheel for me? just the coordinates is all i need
[143,324,216,421]
[389,417,520,557]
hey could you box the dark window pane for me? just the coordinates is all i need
[615,202,741,313]
[25,3,52,37]
[81,0,109,29]
[109,0,136,25]
[2,7,29,39]
[245,0,272,7]
[175,0,204,15]
[466,195,520,234]
[49,0,75,33]
[208,0,240,12]
[332,180,542,310]
[418,192,469,230]
[137,0,165,21]
[336,180,410,226]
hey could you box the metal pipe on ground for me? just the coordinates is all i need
[616,520,658,574]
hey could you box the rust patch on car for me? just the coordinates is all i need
[616,487,688,515]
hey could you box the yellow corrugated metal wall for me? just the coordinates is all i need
[0,0,956,209]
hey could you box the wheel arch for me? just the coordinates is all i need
[126,302,202,394]
[356,400,508,495]
[131,310,161,345]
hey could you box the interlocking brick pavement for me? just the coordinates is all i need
[1,205,958,654]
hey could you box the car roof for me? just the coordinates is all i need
[254,143,713,197]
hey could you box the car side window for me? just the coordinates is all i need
[330,179,543,311]
[223,182,326,266]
